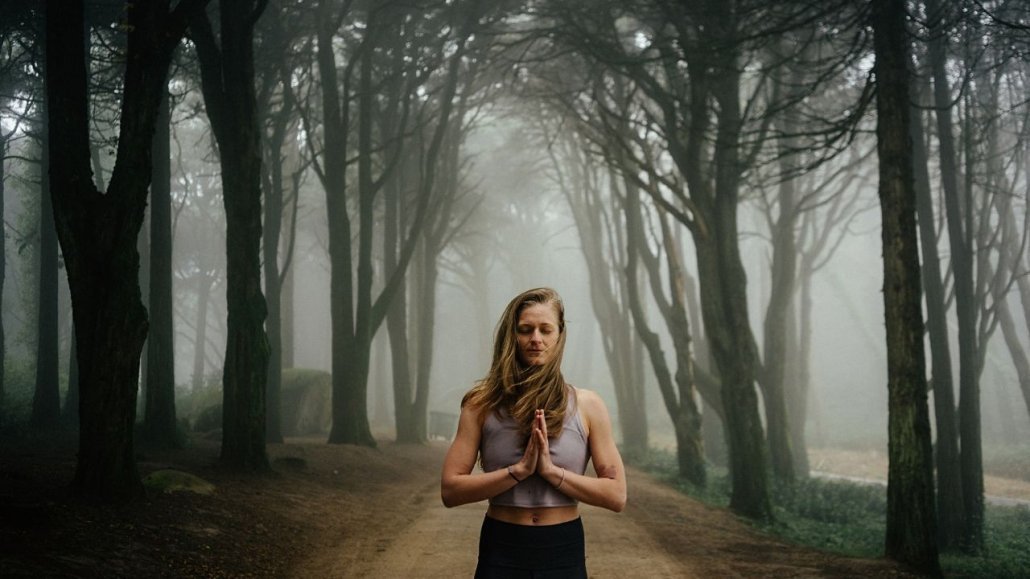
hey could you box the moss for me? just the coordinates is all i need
[143,469,216,495]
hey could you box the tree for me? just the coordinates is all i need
[910,68,964,549]
[30,98,60,431]
[256,0,305,443]
[46,0,206,499]
[543,126,651,457]
[871,0,941,572]
[191,0,271,470]
[534,0,774,517]
[299,0,481,445]
[141,87,179,448]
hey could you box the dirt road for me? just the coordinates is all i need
[290,442,916,578]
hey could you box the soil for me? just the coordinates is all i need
[1,436,923,578]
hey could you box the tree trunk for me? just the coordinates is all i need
[695,236,768,515]
[281,257,295,370]
[63,334,79,427]
[192,0,271,469]
[926,0,983,551]
[412,240,438,442]
[761,151,798,485]
[910,74,964,550]
[262,96,288,445]
[561,150,649,456]
[0,136,6,409]
[142,86,178,448]
[701,14,771,516]
[872,0,941,572]
[783,297,809,477]
[624,176,705,486]
[385,145,415,443]
[47,0,200,500]
[32,109,61,431]
[329,337,376,445]
[191,271,214,391]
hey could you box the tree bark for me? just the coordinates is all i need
[142,86,179,448]
[872,0,941,572]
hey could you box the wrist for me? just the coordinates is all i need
[542,464,562,485]
[511,462,531,481]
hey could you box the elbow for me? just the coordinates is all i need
[440,481,460,508]
[611,494,627,513]
[607,487,627,513]
[441,487,455,508]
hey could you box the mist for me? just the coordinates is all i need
[2,0,1029,575]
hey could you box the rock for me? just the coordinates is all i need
[143,469,216,495]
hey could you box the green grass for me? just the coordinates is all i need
[631,447,1030,578]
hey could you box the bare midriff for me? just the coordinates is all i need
[486,504,580,526]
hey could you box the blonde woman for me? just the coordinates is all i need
[441,288,627,578]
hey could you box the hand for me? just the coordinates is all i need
[533,409,560,481]
[512,421,540,480]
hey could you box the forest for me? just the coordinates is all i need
[1,0,1029,576]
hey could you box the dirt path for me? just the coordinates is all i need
[2,437,922,577]
[294,443,916,578]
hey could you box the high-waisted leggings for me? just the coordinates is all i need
[474,516,587,578]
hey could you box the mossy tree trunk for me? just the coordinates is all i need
[872,0,941,572]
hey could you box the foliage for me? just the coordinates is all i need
[940,505,1030,578]
[627,447,731,508]
[637,447,1030,576]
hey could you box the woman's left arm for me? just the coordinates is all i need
[535,389,627,512]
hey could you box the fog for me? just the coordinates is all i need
[2,0,1029,494]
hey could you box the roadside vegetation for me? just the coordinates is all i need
[633,448,1030,578]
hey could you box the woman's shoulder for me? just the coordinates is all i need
[571,387,609,421]
[572,386,602,406]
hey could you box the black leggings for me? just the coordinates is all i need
[474,516,587,579]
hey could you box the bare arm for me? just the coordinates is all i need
[440,404,538,508]
[535,389,627,512]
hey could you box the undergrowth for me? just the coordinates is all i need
[631,447,1030,578]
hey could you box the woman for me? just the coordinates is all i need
[441,287,627,578]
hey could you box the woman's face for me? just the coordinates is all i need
[515,302,561,367]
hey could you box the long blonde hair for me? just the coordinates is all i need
[462,287,569,437]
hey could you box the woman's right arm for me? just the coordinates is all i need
[440,404,536,508]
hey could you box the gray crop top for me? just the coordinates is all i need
[480,388,590,508]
